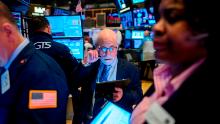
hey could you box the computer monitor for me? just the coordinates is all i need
[132,30,145,39]
[120,10,133,29]
[147,6,156,25]
[132,0,146,4]
[91,102,131,124]
[114,0,131,11]
[106,12,121,27]
[123,39,132,49]
[52,7,71,15]
[133,8,149,28]
[125,30,132,39]
[53,38,84,59]
[11,11,22,33]
[133,39,143,49]
[46,15,82,38]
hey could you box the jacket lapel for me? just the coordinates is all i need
[116,59,125,80]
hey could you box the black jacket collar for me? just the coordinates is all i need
[30,32,53,42]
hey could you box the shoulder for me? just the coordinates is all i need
[28,50,65,78]
[51,41,71,53]
[30,32,52,43]
[118,58,136,67]
[118,58,138,69]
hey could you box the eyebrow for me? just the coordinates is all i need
[100,45,117,48]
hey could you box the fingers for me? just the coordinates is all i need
[113,87,123,102]
[87,50,99,63]
[114,87,122,92]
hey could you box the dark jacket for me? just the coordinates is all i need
[29,32,79,92]
[161,57,219,124]
[74,58,143,124]
[0,43,68,124]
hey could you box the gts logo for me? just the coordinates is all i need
[34,42,51,49]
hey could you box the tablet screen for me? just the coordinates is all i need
[91,102,131,124]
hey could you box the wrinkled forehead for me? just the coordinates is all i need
[98,30,117,46]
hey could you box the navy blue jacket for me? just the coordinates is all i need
[73,58,143,124]
[29,32,79,90]
[0,43,69,124]
[161,57,219,124]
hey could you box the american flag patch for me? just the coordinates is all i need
[29,90,57,109]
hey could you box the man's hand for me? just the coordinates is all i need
[113,87,123,102]
[83,49,99,65]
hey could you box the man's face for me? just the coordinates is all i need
[0,22,11,67]
[98,39,118,65]
[0,36,8,67]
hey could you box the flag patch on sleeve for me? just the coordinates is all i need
[29,90,57,109]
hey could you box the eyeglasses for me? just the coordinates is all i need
[99,46,118,53]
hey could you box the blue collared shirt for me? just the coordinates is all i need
[96,58,118,83]
[4,38,29,69]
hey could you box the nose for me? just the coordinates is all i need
[105,49,111,55]
[153,18,165,38]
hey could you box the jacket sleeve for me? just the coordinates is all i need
[115,63,143,112]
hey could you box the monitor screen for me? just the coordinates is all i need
[132,30,145,39]
[114,0,130,11]
[53,38,84,59]
[52,7,71,15]
[133,39,143,49]
[123,39,132,49]
[133,8,149,28]
[91,102,131,124]
[106,12,121,27]
[46,16,82,38]
[120,10,133,29]
[125,30,132,39]
[11,11,22,33]
[147,6,156,25]
[132,0,146,4]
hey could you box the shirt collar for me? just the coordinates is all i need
[4,38,29,69]
[154,58,206,95]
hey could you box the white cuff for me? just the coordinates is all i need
[81,60,91,67]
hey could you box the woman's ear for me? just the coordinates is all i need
[191,33,209,44]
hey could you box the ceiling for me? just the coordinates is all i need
[30,0,115,6]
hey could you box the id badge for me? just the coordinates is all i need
[1,70,10,94]
[145,102,175,124]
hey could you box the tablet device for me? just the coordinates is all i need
[91,101,131,124]
[96,79,130,95]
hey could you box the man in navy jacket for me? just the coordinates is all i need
[29,17,80,116]
[0,2,68,124]
[29,16,79,92]
[73,29,143,124]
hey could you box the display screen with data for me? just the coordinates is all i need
[53,38,84,59]
[46,15,82,38]
[133,8,149,28]
[132,30,145,39]
[120,10,133,29]
[132,0,146,4]
[11,11,22,33]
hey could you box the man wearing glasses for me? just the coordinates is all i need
[73,29,143,124]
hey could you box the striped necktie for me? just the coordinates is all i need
[99,65,111,82]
